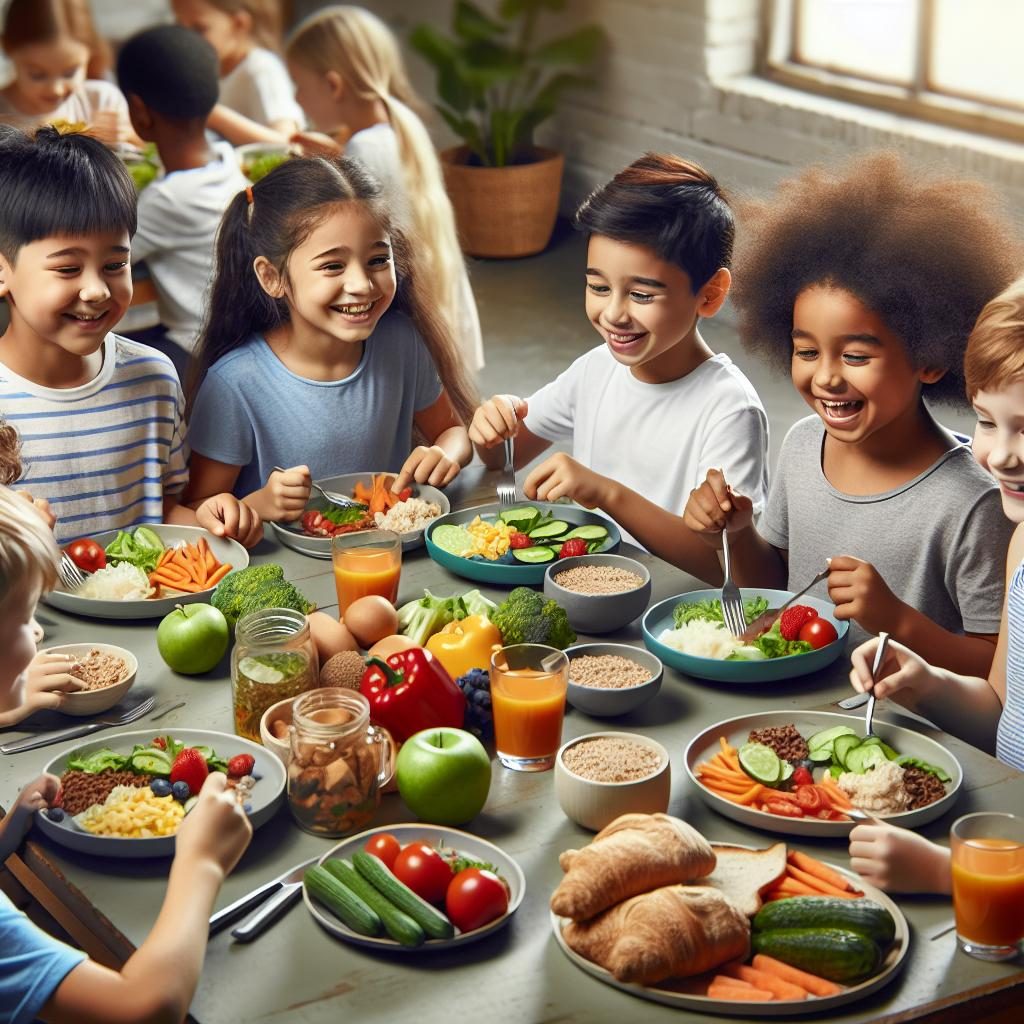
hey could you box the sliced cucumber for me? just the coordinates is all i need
[739,742,783,785]
[832,733,861,768]
[432,524,474,557]
[861,736,900,760]
[806,725,857,756]
[780,760,794,782]
[512,546,555,564]
[808,746,834,764]
[845,744,888,774]
[562,524,609,542]
[528,520,570,540]
[829,763,844,779]
[129,750,172,776]
[499,506,539,529]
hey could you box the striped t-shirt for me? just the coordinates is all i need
[0,334,188,544]
[998,559,1024,772]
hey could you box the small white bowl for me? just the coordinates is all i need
[45,643,138,717]
[259,695,295,763]
[565,643,663,717]
[554,731,671,831]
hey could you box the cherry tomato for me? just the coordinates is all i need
[763,799,805,818]
[365,833,401,870]
[791,766,813,787]
[798,616,839,649]
[445,868,509,933]
[795,784,825,812]
[392,842,453,904]
[65,538,106,574]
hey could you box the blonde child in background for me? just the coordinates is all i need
[285,5,485,373]
[844,278,1024,893]
[0,0,131,143]
[0,488,253,1024]
[171,0,303,145]
[183,155,477,522]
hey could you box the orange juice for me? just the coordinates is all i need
[952,838,1024,946]
[333,548,400,611]
[491,669,567,760]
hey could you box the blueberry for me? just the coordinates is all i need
[45,807,65,822]
[250,772,262,782]
[243,803,253,813]
[171,781,191,801]
[150,778,172,798]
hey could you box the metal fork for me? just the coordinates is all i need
[0,695,156,754]
[719,530,746,637]
[271,467,361,509]
[58,553,87,590]
[497,432,517,507]
[864,631,890,740]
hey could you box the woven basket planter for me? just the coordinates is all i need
[440,146,565,259]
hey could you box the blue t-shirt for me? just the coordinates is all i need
[1,893,87,1023]
[187,309,443,497]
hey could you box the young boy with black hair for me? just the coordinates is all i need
[117,24,249,370]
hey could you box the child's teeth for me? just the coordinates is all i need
[339,302,372,313]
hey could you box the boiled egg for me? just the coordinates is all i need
[343,595,398,648]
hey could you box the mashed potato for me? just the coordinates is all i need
[658,620,742,660]
[838,759,910,815]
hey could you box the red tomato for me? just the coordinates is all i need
[365,833,401,870]
[445,868,509,933]
[791,766,813,787]
[392,842,453,904]
[763,799,805,818]
[65,539,106,573]
[795,784,825,812]
[799,616,839,649]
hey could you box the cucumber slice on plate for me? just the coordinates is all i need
[499,507,540,530]
[806,725,857,756]
[845,743,888,774]
[512,546,555,564]
[739,742,783,785]
[832,733,861,768]
[528,520,570,540]
[431,524,474,557]
[562,524,609,542]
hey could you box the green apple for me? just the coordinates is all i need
[157,603,229,675]
[395,727,492,825]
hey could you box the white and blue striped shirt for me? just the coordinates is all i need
[998,560,1024,772]
[1,334,188,544]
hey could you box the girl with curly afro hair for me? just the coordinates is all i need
[684,152,1022,679]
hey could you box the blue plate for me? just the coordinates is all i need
[641,588,848,683]
[424,502,621,586]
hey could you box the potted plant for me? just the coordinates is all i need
[411,0,603,258]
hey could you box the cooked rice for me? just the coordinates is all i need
[561,736,663,782]
[374,497,441,534]
[553,565,644,594]
[568,654,651,689]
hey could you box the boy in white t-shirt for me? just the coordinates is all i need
[470,153,768,582]
[117,25,248,367]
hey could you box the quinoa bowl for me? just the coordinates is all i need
[41,643,138,716]
[544,554,652,634]
[564,643,662,717]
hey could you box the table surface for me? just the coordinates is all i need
[3,468,1022,1024]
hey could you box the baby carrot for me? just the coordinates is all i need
[151,575,204,593]
[786,865,860,898]
[771,876,820,897]
[751,955,842,997]
[789,851,857,892]
[723,963,808,1000]
[707,980,775,1002]
[205,563,232,588]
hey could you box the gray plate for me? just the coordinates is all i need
[685,710,963,837]
[270,472,450,558]
[35,728,286,859]
[42,525,248,620]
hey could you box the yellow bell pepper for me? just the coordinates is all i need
[425,615,503,680]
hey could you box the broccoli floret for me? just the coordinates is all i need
[212,565,312,627]
[490,587,575,650]
[241,580,314,620]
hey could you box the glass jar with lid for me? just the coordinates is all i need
[287,689,393,837]
[231,608,319,741]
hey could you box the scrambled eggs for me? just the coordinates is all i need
[75,785,186,838]
[466,516,514,560]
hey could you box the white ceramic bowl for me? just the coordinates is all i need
[259,695,295,763]
[44,642,138,716]
[564,643,662,717]
[554,731,670,831]
[544,554,652,635]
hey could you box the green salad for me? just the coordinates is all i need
[672,597,814,661]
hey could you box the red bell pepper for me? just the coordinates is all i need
[359,647,466,743]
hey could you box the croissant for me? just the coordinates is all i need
[551,813,716,921]
[563,884,750,985]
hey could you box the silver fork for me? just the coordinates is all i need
[497,432,517,507]
[0,695,156,754]
[271,467,361,509]
[864,631,890,740]
[719,530,746,637]
[59,553,87,590]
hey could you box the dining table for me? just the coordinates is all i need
[1,466,1022,1024]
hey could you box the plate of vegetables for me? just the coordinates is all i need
[425,502,620,585]
[236,142,294,182]
[303,824,526,951]
[642,589,847,683]
[685,711,962,836]
[45,525,247,620]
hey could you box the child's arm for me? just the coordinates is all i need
[0,773,60,861]
[40,774,251,1024]
[182,455,311,526]
[468,395,551,471]
[162,492,264,548]
[393,393,473,491]
[848,822,951,894]
[0,654,84,730]
[206,104,295,146]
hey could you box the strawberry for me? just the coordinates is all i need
[227,753,256,779]
[558,539,588,559]
[170,748,209,795]
[508,531,532,549]
[779,604,817,641]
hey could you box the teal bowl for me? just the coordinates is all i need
[424,502,621,586]
[641,588,848,683]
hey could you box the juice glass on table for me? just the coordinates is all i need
[950,811,1024,961]
[331,529,401,613]
[490,644,569,772]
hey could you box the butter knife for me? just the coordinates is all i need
[209,854,319,938]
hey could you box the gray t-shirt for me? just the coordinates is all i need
[760,414,1013,645]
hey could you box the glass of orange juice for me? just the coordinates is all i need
[950,811,1024,961]
[331,529,402,614]
[490,644,569,772]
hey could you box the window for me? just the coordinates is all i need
[763,0,1024,142]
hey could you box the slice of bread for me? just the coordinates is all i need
[700,843,788,917]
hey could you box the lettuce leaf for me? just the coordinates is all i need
[673,595,769,628]
[753,621,814,659]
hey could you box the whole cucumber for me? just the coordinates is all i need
[753,896,896,946]
[303,866,382,936]
[323,859,425,947]
[752,927,882,983]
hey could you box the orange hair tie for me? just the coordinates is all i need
[245,184,254,205]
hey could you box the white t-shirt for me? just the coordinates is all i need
[218,47,302,128]
[0,78,128,131]
[132,141,248,350]
[526,346,769,540]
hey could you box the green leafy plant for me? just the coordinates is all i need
[411,0,603,167]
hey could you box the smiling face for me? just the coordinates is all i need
[972,381,1024,522]
[0,575,41,716]
[790,285,944,446]
[4,37,89,115]
[0,232,132,359]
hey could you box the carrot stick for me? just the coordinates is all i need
[723,963,808,1000]
[789,851,856,892]
[151,575,205,593]
[751,955,842,997]
[821,778,853,808]
[771,876,821,897]
[204,563,232,587]
[707,980,775,1002]
[151,565,189,583]
[157,547,174,568]
[698,766,749,786]
[786,864,860,898]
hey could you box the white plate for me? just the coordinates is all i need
[270,472,450,557]
[36,728,285,858]
[43,525,248,620]
[685,711,962,837]
[304,823,525,951]
[552,848,909,1016]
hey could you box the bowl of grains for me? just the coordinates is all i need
[544,554,652,635]
[564,643,663,717]
[43,643,138,716]
[554,731,671,831]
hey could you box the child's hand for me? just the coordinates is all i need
[173,773,252,879]
[523,453,609,508]
[0,772,61,851]
[289,130,343,157]
[196,494,264,548]
[682,468,754,547]
[14,489,56,530]
[394,446,461,491]
[827,556,904,634]
[469,395,528,449]
[849,635,939,702]
[848,822,951,893]
[260,465,312,522]
[12,652,85,722]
